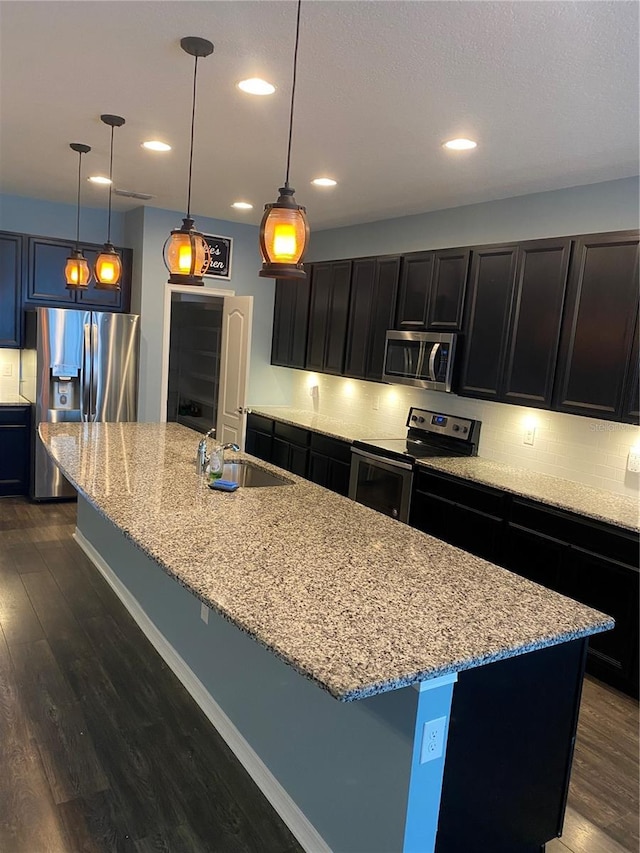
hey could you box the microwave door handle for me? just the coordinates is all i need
[415,340,427,379]
[82,322,91,421]
[428,343,441,382]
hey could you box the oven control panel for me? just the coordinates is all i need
[406,408,475,441]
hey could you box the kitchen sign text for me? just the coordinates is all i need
[204,234,233,280]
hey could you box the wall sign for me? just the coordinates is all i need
[203,234,233,280]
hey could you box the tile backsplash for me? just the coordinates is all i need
[290,371,640,498]
[0,350,20,397]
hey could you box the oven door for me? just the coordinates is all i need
[349,448,413,523]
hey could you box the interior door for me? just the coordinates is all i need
[216,296,253,447]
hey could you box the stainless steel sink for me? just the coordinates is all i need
[221,460,293,488]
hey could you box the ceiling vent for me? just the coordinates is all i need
[114,188,154,200]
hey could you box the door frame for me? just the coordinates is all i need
[159,283,234,423]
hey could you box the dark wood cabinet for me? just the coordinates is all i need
[395,252,434,329]
[272,421,309,476]
[623,316,639,422]
[460,238,571,407]
[308,432,351,496]
[459,245,519,399]
[0,406,30,496]
[270,271,311,369]
[306,260,352,374]
[0,232,23,347]
[25,235,133,312]
[245,413,274,462]
[344,256,400,381]
[553,230,640,421]
[426,248,470,331]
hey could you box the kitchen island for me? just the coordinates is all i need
[40,421,613,853]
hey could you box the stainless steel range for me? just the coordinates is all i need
[349,407,481,522]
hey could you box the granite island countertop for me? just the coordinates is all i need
[251,406,639,533]
[40,421,613,702]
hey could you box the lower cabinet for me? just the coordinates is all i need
[245,414,351,496]
[410,468,639,697]
[0,406,31,496]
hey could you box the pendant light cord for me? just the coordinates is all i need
[107,125,114,243]
[75,151,83,251]
[284,0,302,188]
[186,54,199,218]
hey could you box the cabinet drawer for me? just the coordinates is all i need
[414,469,506,518]
[247,414,274,435]
[0,406,30,425]
[510,499,638,566]
[274,421,309,447]
[309,432,352,464]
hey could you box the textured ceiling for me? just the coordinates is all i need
[0,0,638,231]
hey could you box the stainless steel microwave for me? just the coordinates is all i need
[382,331,458,392]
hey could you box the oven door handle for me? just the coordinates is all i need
[350,448,414,471]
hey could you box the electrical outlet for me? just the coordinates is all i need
[200,603,209,624]
[372,396,380,410]
[627,448,640,473]
[523,427,535,446]
[420,716,447,764]
[309,384,319,399]
[1,363,12,378]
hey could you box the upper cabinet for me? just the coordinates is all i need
[0,232,24,347]
[553,231,639,422]
[24,235,132,312]
[344,256,400,381]
[271,270,311,370]
[395,248,469,332]
[459,238,572,407]
[306,260,352,374]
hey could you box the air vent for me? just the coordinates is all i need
[114,188,154,200]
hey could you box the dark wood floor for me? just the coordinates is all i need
[0,497,638,853]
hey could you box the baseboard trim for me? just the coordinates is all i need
[74,528,331,853]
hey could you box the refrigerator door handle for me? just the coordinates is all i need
[82,322,91,421]
[91,322,99,419]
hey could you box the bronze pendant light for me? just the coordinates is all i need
[258,0,309,280]
[65,143,92,290]
[163,36,214,286]
[94,114,125,290]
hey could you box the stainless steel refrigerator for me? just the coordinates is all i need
[21,307,140,499]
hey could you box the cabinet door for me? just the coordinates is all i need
[306,263,333,371]
[323,261,352,375]
[271,272,311,369]
[0,232,23,347]
[553,231,639,419]
[501,238,572,408]
[426,248,470,331]
[308,452,329,488]
[622,315,639,423]
[395,252,433,329]
[344,259,377,379]
[366,257,401,381]
[0,407,30,496]
[458,245,519,399]
[245,415,273,461]
[271,437,290,470]
[502,524,566,592]
[26,236,76,304]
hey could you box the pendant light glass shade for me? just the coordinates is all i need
[164,36,214,286]
[259,0,310,280]
[95,114,125,290]
[65,142,92,290]
[164,217,210,284]
[258,186,309,279]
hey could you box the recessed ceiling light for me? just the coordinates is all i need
[312,177,337,187]
[88,175,111,185]
[232,201,253,210]
[142,140,172,152]
[443,138,477,151]
[238,78,276,96]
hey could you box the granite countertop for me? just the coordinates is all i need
[250,406,401,443]
[0,394,30,406]
[415,456,639,533]
[40,421,612,702]
[251,407,639,533]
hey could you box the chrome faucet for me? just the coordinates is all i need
[196,427,240,474]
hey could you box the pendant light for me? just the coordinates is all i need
[94,114,125,289]
[65,143,92,289]
[163,36,214,286]
[258,0,309,281]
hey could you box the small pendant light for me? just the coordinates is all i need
[94,114,125,290]
[65,143,92,289]
[163,36,214,286]
[258,0,309,281]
